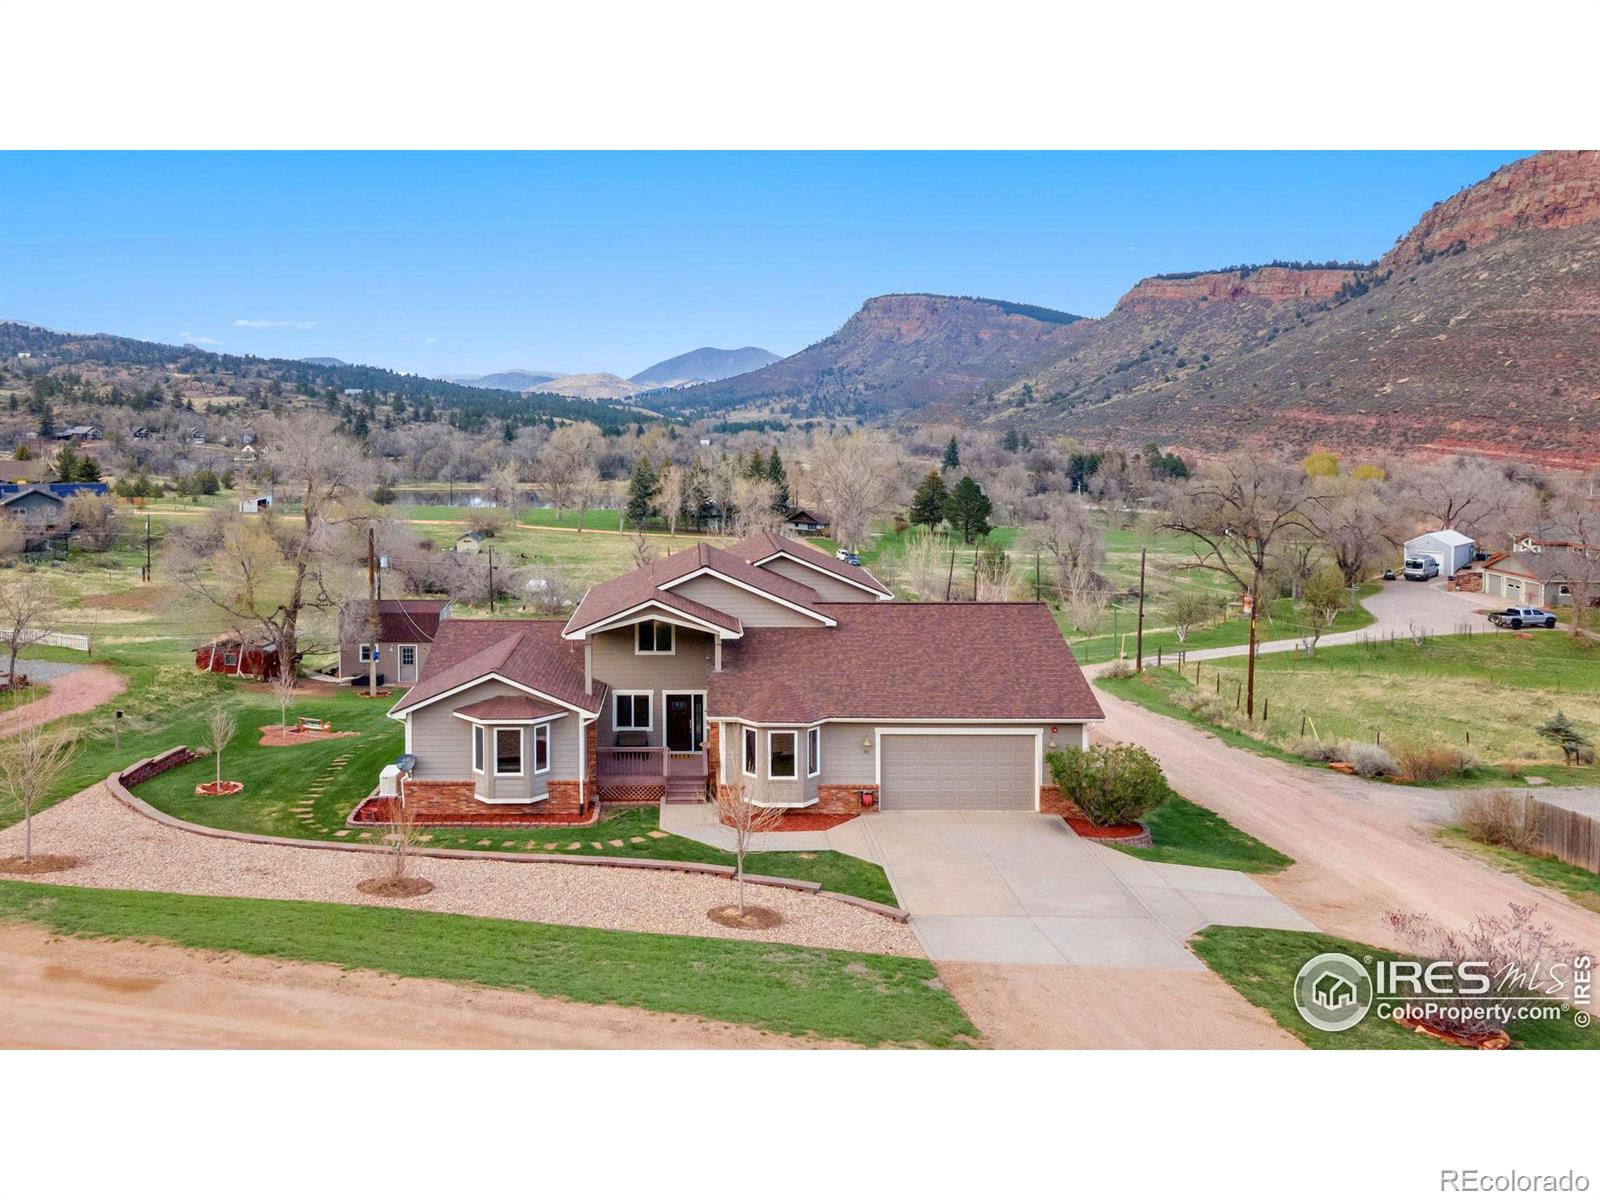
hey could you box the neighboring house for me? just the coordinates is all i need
[782,506,830,536]
[51,424,102,441]
[455,530,485,554]
[188,427,206,445]
[130,426,153,440]
[1481,550,1599,609]
[1512,521,1599,555]
[194,634,292,681]
[0,486,69,539]
[340,598,452,684]
[238,493,273,514]
[385,533,1102,820]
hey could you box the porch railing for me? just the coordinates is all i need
[597,747,707,779]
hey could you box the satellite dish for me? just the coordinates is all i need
[395,754,418,773]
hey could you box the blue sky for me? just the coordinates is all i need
[0,151,1523,378]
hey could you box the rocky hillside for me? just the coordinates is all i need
[996,151,1600,466]
[669,294,1086,417]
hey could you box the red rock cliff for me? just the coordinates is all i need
[1115,266,1358,311]
[1380,149,1600,271]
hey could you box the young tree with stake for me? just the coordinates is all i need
[712,777,787,919]
[0,726,78,865]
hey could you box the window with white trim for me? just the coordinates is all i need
[533,724,550,774]
[614,691,652,731]
[806,727,821,778]
[742,727,757,776]
[358,644,375,662]
[635,620,674,654]
[495,727,524,776]
[768,731,797,780]
[472,725,484,773]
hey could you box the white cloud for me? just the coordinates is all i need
[421,336,439,345]
[178,332,224,345]
[233,318,318,330]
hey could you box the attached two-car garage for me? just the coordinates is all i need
[877,731,1039,811]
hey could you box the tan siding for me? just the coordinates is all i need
[590,626,712,747]
[406,679,575,791]
[669,576,823,627]
[757,556,881,601]
[339,640,431,681]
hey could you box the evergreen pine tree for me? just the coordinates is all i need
[766,448,790,512]
[943,475,992,543]
[908,469,949,529]
[942,436,961,470]
[625,458,660,528]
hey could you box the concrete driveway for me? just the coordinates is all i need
[857,811,1313,968]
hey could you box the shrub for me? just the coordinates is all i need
[1181,692,1232,725]
[1534,711,1594,766]
[1046,743,1168,827]
[1286,735,1343,762]
[1344,741,1398,778]
[1395,742,1474,783]
[1099,658,1136,680]
[1453,790,1541,853]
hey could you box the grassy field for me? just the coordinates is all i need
[0,880,975,1047]
[1106,632,1600,785]
[1191,926,1598,1050]
[1119,793,1294,874]
[1438,828,1600,914]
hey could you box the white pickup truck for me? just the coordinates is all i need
[1488,606,1558,630]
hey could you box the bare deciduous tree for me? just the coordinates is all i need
[1310,479,1396,587]
[1023,493,1105,619]
[271,667,297,733]
[730,475,782,537]
[656,461,686,537]
[712,777,787,918]
[1167,591,1220,643]
[166,413,372,681]
[809,429,901,552]
[1164,457,1331,716]
[890,527,948,598]
[537,423,603,520]
[1542,483,1600,638]
[0,726,79,863]
[206,705,237,790]
[569,465,603,534]
[0,573,54,688]
[1395,458,1523,538]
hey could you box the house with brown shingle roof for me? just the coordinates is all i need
[339,598,452,685]
[385,533,1101,819]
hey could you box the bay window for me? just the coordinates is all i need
[768,731,797,780]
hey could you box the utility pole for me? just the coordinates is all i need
[1245,574,1260,719]
[944,545,956,601]
[366,526,378,698]
[1134,548,1147,672]
[143,514,152,583]
[1035,549,1041,603]
[487,546,496,614]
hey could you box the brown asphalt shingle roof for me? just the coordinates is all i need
[561,541,830,636]
[454,694,567,721]
[725,531,893,597]
[708,602,1103,723]
[374,599,450,644]
[390,619,602,717]
[1489,550,1599,584]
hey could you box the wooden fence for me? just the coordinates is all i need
[1524,796,1600,874]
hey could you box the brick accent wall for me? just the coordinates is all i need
[119,746,202,789]
[584,721,598,803]
[817,783,877,814]
[1038,784,1085,818]
[544,780,584,814]
[706,720,722,787]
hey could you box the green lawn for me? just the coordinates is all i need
[1438,827,1600,914]
[1106,632,1600,786]
[1191,926,1598,1050]
[1116,792,1293,874]
[0,881,975,1047]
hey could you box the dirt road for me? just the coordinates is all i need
[0,923,839,1049]
[0,665,124,739]
[1092,686,1600,955]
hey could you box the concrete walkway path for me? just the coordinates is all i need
[658,800,882,863]
[855,811,1313,968]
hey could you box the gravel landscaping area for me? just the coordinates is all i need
[0,783,921,957]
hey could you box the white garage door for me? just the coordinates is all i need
[879,733,1036,811]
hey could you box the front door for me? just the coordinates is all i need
[398,645,418,683]
[664,693,704,752]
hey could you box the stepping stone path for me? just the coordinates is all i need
[646,830,670,839]
[629,836,647,844]
[293,752,356,836]
[608,839,624,847]
[566,842,581,850]
[544,842,559,850]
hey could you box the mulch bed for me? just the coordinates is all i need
[1065,816,1152,845]
[0,854,82,876]
[349,795,603,828]
[354,689,394,698]
[194,780,245,797]
[357,876,435,898]
[1394,1012,1510,1049]
[718,810,859,832]
[706,904,783,930]
[258,725,360,747]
